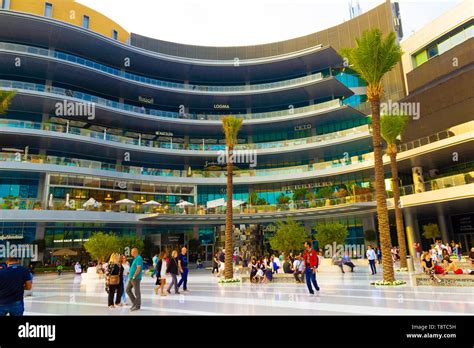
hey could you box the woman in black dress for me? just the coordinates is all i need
[166,250,180,294]
[106,253,124,308]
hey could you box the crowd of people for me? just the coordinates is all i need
[212,241,321,295]
[420,240,473,282]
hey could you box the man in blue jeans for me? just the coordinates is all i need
[302,242,320,294]
[177,247,189,292]
[0,257,32,316]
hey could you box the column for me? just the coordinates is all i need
[412,166,425,193]
[437,207,450,243]
[35,222,46,262]
[404,209,420,257]
[136,225,143,238]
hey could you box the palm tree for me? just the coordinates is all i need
[340,29,403,282]
[221,116,243,279]
[381,113,410,268]
[0,90,16,114]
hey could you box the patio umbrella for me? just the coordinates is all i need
[206,198,225,209]
[52,248,77,256]
[230,200,246,208]
[143,200,161,206]
[116,198,136,205]
[83,197,97,208]
[176,200,193,207]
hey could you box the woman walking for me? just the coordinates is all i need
[106,253,124,308]
[166,250,180,295]
[154,251,168,296]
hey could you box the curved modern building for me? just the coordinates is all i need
[0,0,472,261]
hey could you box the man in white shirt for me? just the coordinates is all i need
[293,255,304,283]
[366,245,377,275]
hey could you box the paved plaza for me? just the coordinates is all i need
[24,269,473,315]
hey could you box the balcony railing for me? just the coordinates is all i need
[0,42,326,93]
[0,121,471,179]
[394,171,474,197]
[0,119,370,152]
[1,169,472,215]
[0,79,342,121]
[0,194,374,215]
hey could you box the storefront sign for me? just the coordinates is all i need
[282,181,334,191]
[214,104,230,109]
[161,234,184,245]
[155,131,174,137]
[451,213,474,233]
[294,124,311,131]
[115,181,127,190]
[138,96,154,104]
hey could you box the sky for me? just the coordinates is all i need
[77,0,464,46]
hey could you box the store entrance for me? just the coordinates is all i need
[458,233,473,251]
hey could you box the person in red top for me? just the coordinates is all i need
[302,241,320,294]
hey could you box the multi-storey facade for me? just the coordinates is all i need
[0,0,472,262]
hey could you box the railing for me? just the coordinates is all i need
[395,171,474,196]
[0,79,342,122]
[397,121,474,152]
[0,119,370,152]
[0,121,472,179]
[2,169,473,215]
[0,194,374,215]
[1,171,472,216]
[0,42,327,93]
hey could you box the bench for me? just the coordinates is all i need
[412,274,474,287]
[242,273,302,283]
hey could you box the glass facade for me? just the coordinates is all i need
[413,22,474,68]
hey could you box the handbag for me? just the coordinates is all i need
[109,275,120,285]
[108,264,120,285]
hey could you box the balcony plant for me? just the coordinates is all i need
[0,89,16,114]
[340,28,403,282]
[276,194,290,211]
[317,186,333,206]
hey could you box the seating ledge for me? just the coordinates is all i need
[412,273,474,287]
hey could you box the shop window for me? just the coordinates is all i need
[82,15,90,29]
[44,2,53,17]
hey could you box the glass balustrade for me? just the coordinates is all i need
[0,121,471,179]
[0,119,370,152]
[0,79,342,121]
[1,169,472,215]
[0,42,327,93]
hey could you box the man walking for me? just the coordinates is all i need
[126,248,143,311]
[302,242,320,294]
[367,245,377,275]
[0,257,32,316]
[177,247,189,292]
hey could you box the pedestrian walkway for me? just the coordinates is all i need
[23,270,473,315]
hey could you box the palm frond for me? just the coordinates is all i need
[339,29,403,87]
[222,116,243,147]
[380,113,410,145]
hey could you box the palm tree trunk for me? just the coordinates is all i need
[389,148,408,268]
[370,96,395,282]
[224,145,234,279]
